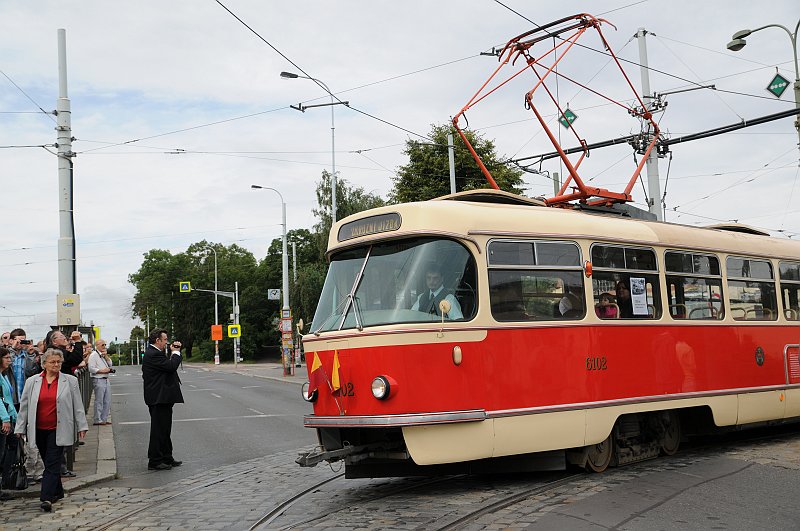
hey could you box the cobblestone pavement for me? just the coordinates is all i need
[3,427,799,530]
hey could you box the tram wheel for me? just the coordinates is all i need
[585,434,614,473]
[660,411,681,456]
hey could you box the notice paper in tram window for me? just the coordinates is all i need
[630,277,648,316]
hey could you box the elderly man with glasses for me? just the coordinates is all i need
[88,340,114,425]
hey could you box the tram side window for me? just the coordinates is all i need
[488,239,584,321]
[665,251,724,320]
[727,256,778,321]
[489,270,585,321]
[779,261,800,321]
[591,244,661,319]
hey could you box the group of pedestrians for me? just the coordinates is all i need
[0,328,116,512]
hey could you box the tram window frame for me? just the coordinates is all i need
[665,251,724,321]
[726,256,778,321]
[779,261,800,321]
[487,239,585,321]
[590,243,662,319]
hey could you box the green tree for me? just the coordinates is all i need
[312,170,385,257]
[390,123,523,203]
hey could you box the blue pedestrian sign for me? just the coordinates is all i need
[179,281,192,293]
[227,324,242,338]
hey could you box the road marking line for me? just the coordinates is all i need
[185,388,219,392]
[211,393,222,398]
[209,378,226,381]
[189,384,197,388]
[241,385,263,389]
[117,413,290,425]
[248,408,265,415]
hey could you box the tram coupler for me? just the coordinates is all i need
[296,441,404,467]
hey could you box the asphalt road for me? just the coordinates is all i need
[106,364,315,488]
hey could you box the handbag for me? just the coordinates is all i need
[2,437,27,490]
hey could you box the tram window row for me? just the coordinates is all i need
[486,239,800,323]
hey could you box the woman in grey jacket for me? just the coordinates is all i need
[14,348,88,512]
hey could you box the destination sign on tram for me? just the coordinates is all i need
[337,212,401,242]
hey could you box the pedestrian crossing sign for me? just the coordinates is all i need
[179,281,192,293]
[227,324,242,338]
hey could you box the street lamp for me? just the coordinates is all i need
[280,71,343,225]
[203,245,220,365]
[727,19,800,150]
[250,185,289,313]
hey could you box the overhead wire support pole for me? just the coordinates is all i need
[636,27,663,221]
[56,28,77,319]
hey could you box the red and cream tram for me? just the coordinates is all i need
[297,14,800,477]
[297,189,800,476]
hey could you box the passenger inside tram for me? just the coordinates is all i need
[490,280,529,321]
[410,263,463,319]
[558,292,584,318]
[615,280,634,318]
[595,293,618,319]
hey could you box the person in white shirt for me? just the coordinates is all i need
[411,264,463,320]
[88,340,114,425]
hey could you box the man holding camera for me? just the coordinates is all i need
[88,340,114,425]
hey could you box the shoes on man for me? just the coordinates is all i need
[168,460,182,467]
[61,470,76,478]
[103,421,112,425]
[93,422,103,425]
[41,500,52,512]
[148,463,172,471]
[0,492,13,501]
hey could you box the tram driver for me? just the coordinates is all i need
[411,263,463,319]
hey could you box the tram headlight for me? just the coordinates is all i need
[371,376,391,400]
[301,382,318,402]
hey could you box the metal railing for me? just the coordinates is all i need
[65,367,93,471]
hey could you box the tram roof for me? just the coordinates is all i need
[328,190,800,260]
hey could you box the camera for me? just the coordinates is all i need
[19,339,32,345]
[109,368,116,374]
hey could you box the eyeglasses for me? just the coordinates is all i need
[46,360,63,365]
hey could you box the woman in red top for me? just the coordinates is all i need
[14,348,88,512]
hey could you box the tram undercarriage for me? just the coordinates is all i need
[297,409,694,478]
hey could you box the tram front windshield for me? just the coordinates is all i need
[312,238,476,332]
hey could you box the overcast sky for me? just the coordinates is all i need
[1,1,798,344]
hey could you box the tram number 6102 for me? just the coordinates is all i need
[586,356,608,371]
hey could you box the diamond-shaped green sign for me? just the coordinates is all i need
[558,108,578,128]
[766,72,790,99]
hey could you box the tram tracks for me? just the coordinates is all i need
[93,467,257,531]
[250,473,465,530]
[433,473,583,531]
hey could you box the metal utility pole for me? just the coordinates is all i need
[553,171,561,197]
[56,29,78,321]
[448,132,457,194]
[292,241,297,283]
[205,247,220,365]
[635,28,664,221]
[234,281,240,366]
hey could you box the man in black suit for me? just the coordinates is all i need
[142,328,184,471]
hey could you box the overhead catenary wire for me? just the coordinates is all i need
[214,0,431,141]
[0,69,56,123]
